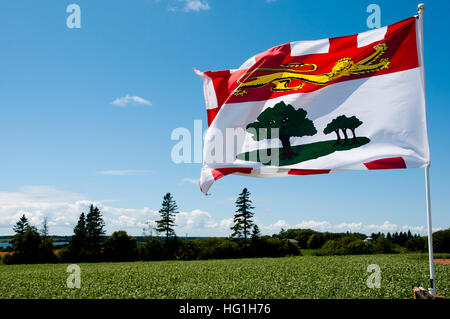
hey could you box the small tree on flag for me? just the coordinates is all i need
[246,101,317,159]
[346,116,363,144]
[156,193,178,245]
[324,115,363,145]
[231,188,255,247]
[323,118,342,145]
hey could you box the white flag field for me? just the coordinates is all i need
[196,16,429,195]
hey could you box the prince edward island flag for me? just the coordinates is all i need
[195,16,429,195]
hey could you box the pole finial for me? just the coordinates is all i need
[418,3,425,14]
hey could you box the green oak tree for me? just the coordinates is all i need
[323,115,363,145]
[246,101,317,159]
[346,115,363,144]
[323,118,342,145]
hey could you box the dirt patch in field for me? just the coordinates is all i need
[434,259,450,264]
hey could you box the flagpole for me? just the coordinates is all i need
[417,3,436,296]
[425,166,436,295]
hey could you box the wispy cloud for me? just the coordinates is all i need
[260,219,422,235]
[181,177,198,184]
[184,0,210,12]
[97,170,152,176]
[111,94,151,107]
[169,0,210,12]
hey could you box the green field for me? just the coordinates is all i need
[0,254,448,299]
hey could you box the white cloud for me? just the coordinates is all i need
[0,186,438,237]
[364,221,398,232]
[111,94,151,107]
[176,209,218,229]
[0,186,158,235]
[183,0,210,12]
[401,225,425,233]
[97,170,152,176]
[260,219,427,235]
[169,0,210,12]
[181,177,198,184]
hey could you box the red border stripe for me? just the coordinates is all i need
[288,169,330,175]
[364,157,407,170]
[211,167,253,180]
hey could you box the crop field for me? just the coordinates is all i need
[0,254,448,299]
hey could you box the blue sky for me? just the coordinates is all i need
[0,0,448,236]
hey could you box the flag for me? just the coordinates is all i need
[196,16,429,195]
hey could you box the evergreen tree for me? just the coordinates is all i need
[155,193,178,244]
[7,215,55,264]
[71,212,88,253]
[13,214,30,235]
[40,216,49,239]
[251,224,261,240]
[86,204,106,256]
[230,188,255,246]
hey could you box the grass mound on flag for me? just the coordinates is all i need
[237,137,370,166]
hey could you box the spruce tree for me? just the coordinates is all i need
[155,193,178,245]
[71,212,88,253]
[251,224,261,240]
[86,204,106,256]
[40,216,49,239]
[230,188,255,246]
[13,214,30,235]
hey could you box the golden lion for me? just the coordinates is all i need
[233,43,390,96]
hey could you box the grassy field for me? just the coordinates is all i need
[0,253,448,299]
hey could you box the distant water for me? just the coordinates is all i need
[0,242,68,248]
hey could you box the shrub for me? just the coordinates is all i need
[250,237,300,258]
[102,231,138,262]
[373,237,396,254]
[432,229,450,253]
[192,238,241,260]
[5,227,56,264]
[139,238,164,261]
[346,240,374,255]
[405,237,426,252]
[306,234,322,249]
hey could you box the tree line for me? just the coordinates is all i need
[2,189,449,264]
[277,228,450,256]
[1,189,300,264]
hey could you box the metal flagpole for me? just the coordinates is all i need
[425,166,435,295]
[417,3,436,296]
